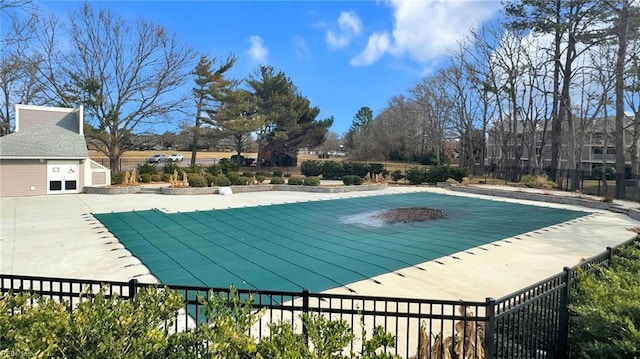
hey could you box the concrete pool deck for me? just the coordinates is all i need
[1,185,638,301]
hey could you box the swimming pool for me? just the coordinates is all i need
[94,192,587,292]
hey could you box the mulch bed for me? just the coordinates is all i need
[371,207,447,224]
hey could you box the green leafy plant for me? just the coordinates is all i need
[405,167,426,185]
[151,174,162,182]
[342,175,363,186]
[205,173,217,186]
[272,170,283,177]
[184,163,205,175]
[161,173,172,182]
[301,160,323,177]
[140,173,152,183]
[111,171,125,185]
[390,170,404,183]
[187,173,207,187]
[255,175,266,184]
[288,176,304,185]
[137,162,158,175]
[163,162,180,174]
[232,176,250,186]
[321,161,345,180]
[570,244,640,358]
[216,175,232,186]
[303,176,321,186]
[270,176,285,184]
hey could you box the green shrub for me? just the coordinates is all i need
[187,174,207,187]
[204,173,217,186]
[343,162,368,178]
[216,176,231,186]
[342,175,362,186]
[184,163,204,175]
[232,176,250,186]
[303,176,321,186]
[301,160,323,177]
[570,244,640,358]
[521,174,536,188]
[151,174,162,182]
[140,173,152,183]
[255,171,269,177]
[321,161,344,179]
[272,170,283,177]
[405,167,426,185]
[136,162,157,175]
[446,167,467,182]
[161,173,172,182]
[0,287,183,358]
[242,171,254,177]
[111,171,125,185]
[390,170,404,183]
[270,176,285,184]
[0,286,400,358]
[255,175,266,184]
[163,162,180,174]
[287,176,304,185]
[424,166,448,183]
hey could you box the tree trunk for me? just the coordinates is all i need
[614,1,630,199]
[549,0,562,182]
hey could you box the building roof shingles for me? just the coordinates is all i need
[0,123,88,158]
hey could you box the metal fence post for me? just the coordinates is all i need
[484,297,496,359]
[128,278,138,299]
[302,288,310,346]
[558,267,572,356]
[607,246,614,264]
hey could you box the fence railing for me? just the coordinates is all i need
[2,235,638,358]
[483,166,640,201]
[0,275,488,358]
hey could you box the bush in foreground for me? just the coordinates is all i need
[1,286,400,358]
[570,243,640,358]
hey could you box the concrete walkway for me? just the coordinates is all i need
[1,185,638,301]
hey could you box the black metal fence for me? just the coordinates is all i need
[483,166,640,201]
[2,236,638,358]
[0,275,488,358]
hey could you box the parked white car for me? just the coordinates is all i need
[168,153,184,162]
[148,154,168,163]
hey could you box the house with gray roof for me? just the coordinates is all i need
[0,104,110,197]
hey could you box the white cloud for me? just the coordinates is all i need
[293,35,311,61]
[338,11,362,35]
[247,35,268,63]
[351,0,501,66]
[326,10,363,49]
[350,32,391,66]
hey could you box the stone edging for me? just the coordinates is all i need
[450,185,615,210]
[84,186,141,194]
[89,183,387,195]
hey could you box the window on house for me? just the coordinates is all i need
[592,147,604,155]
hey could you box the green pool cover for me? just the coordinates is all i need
[94,192,587,292]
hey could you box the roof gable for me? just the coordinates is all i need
[0,105,88,159]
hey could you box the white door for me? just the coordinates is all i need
[47,161,79,194]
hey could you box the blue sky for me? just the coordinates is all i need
[36,0,503,136]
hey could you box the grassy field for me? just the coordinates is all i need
[90,150,432,174]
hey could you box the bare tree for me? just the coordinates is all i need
[0,2,42,136]
[31,4,194,171]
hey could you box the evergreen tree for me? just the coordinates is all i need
[247,66,332,167]
[191,54,236,165]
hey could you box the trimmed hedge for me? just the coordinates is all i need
[303,176,321,186]
[187,174,207,187]
[342,175,362,186]
[287,176,304,185]
[270,176,285,184]
[140,173,152,183]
